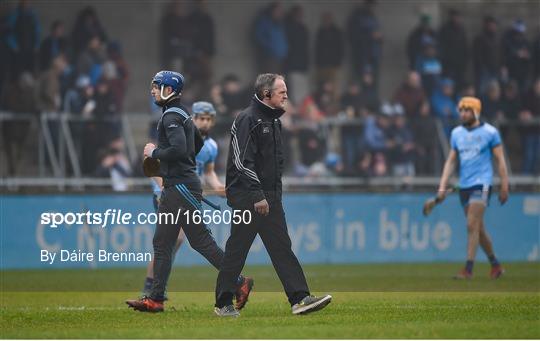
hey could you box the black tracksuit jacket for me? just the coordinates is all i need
[225,95,285,209]
[152,97,203,188]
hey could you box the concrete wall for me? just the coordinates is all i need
[8,0,540,112]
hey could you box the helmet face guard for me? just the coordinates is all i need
[152,71,184,100]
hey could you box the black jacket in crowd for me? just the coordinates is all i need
[226,95,285,209]
[315,24,344,68]
[152,97,203,188]
[284,17,309,72]
[473,30,500,77]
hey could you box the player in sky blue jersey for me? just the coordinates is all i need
[142,101,227,296]
[436,96,509,280]
[191,101,226,195]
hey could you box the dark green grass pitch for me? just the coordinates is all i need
[1,263,539,339]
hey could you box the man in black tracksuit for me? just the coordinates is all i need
[126,71,252,312]
[214,73,332,317]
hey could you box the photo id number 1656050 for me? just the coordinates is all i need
[183,209,252,225]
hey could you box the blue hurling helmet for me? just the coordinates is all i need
[192,101,217,117]
[152,70,185,100]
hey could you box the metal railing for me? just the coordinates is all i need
[1,111,539,193]
[1,175,538,193]
[1,111,138,181]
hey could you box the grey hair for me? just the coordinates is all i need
[254,73,285,99]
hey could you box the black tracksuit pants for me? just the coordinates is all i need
[215,201,310,307]
[150,184,223,301]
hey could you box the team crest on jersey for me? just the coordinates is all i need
[263,126,270,134]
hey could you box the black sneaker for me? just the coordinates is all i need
[214,304,240,317]
[291,294,332,315]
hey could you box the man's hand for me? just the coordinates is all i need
[436,189,447,203]
[499,186,509,205]
[423,188,452,216]
[254,199,269,216]
[101,155,116,168]
[216,186,226,198]
[154,191,162,206]
[202,187,226,198]
[144,143,156,158]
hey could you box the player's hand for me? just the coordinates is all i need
[154,191,162,206]
[216,186,226,198]
[499,187,509,205]
[435,189,447,203]
[144,143,156,158]
[254,199,269,216]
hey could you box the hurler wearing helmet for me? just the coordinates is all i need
[126,71,253,312]
[435,96,509,280]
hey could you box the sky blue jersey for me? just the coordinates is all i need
[450,122,502,188]
[152,137,218,195]
[196,136,218,177]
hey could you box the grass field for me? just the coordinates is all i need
[1,263,539,339]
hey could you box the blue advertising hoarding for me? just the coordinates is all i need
[1,193,538,269]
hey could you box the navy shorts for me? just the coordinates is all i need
[459,184,492,207]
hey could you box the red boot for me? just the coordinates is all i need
[126,297,164,312]
[490,265,505,279]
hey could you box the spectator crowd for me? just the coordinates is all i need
[239,1,540,177]
[1,0,539,183]
[1,1,131,181]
